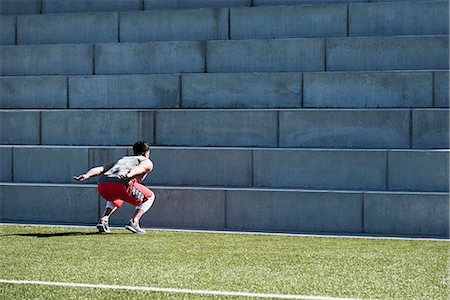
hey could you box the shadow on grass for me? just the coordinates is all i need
[1,232,103,238]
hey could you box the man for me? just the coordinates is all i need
[74,140,154,234]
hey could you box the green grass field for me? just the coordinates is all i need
[0,225,448,299]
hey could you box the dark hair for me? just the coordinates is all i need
[133,140,150,156]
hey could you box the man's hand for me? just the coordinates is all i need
[73,174,88,182]
[117,172,130,180]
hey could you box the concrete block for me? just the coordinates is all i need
[227,190,363,233]
[412,109,449,149]
[434,71,449,108]
[389,150,449,192]
[254,0,364,5]
[327,36,449,71]
[0,111,40,144]
[42,0,142,13]
[0,0,40,15]
[69,75,180,109]
[144,0,250,10]
[0,16,15,45]
[253,149,387,190]
[41,110,154,146]
[13,146,89,183]
[303,71,433,108]
[95,41,205,75]
[350,1,449,36]
[147,147,252,187]
[182,73,302,108]
[0,76,67,109]
[156,110,277,147]
[121,9,228,42]
[280,109,411,148]
[231,4,346,39]
[364,192,449,237]
[108,187,227,229]
[17,13,118,45]
[88,147,130,168]
[207,38,325,72]
[0,183,100,224]
[0,44,93,76]
[0,147,12,181]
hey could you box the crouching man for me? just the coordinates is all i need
[74,140,154,234]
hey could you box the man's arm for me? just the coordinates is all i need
[73,163,114,182]
[118,159,153,180]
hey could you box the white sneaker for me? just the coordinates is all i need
[96,218,110,233]
[125,220,145,234]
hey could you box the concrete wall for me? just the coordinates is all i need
[207,38,325,72]
[2,183,447,237]
[0,76,67,109]
[349,1,449,36]
[327,36,449,71]
[182,73,302,108]
[364,192,449,237]
[42,0,142,14]
[17,12,118,45]
[95,42,205,74]
[230,4,347,39]
[434,71,449,108]
[0,111,40,144]
[0,0,41,15]
[279,109,411,148]
[412,109,449,149]
[144,0,250,10]
[121,9,228,42]
[0,15,15,45]
[0,44,93,76]
[69,75,180,109]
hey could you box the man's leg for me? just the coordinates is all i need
[124,182,155,233]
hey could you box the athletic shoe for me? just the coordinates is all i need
[125,220,145,234]
[96,218,110,233]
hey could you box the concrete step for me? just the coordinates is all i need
[2,71,448,109]
[1,146,448,192]
[1,109,448,149]
[2,1,447,45]
[1,35,447,75]
[0,0,442,15]
[1,183,448,237]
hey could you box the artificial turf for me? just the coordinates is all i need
[0,225,448,299]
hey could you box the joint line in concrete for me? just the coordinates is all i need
[300,73,304,108]
[346,4,350,37]
[409,110,413,149]
[432,72,436,108]
[228,8,231,40]
[14,16,18,45]
[66,77,70,109]
[117,13,120,43]
[92,44,96,75]
[178,75,183,108]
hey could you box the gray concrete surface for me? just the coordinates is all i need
[253,149,387,190]
[0,183,100,224]
[0,147,12,181]
[121,9,228,42]
[0,76,67,109]
[388,150,449,192]
[0,111,40,144]
[435,71,449,108]
[156,110,277,147]
[0,15,15,45]
[279,109,411,148]
[303,71,433,108]
[207,38,325,72]
[349,1,449,36]
[0,44,94,75]
[182,73,302,108]
[148,147,252,187]
[42,0,142,13]
[230,4,346,39]
[17,12,118,45]
[41,110,155,146]
[412,109,449,149]
[327,36,449,71]
[364,192,449,237]
[0,0,40,15]
[69,75,180,109]
[95,41,205,74]
[227,189,364,233]
[254,0,365,5]
[144,0,250,10]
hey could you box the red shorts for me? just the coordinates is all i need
[97,180,154,208]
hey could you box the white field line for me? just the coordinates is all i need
[0,222,448,241]
[0,279,363,300]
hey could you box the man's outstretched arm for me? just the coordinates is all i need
[73,163,113,182]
